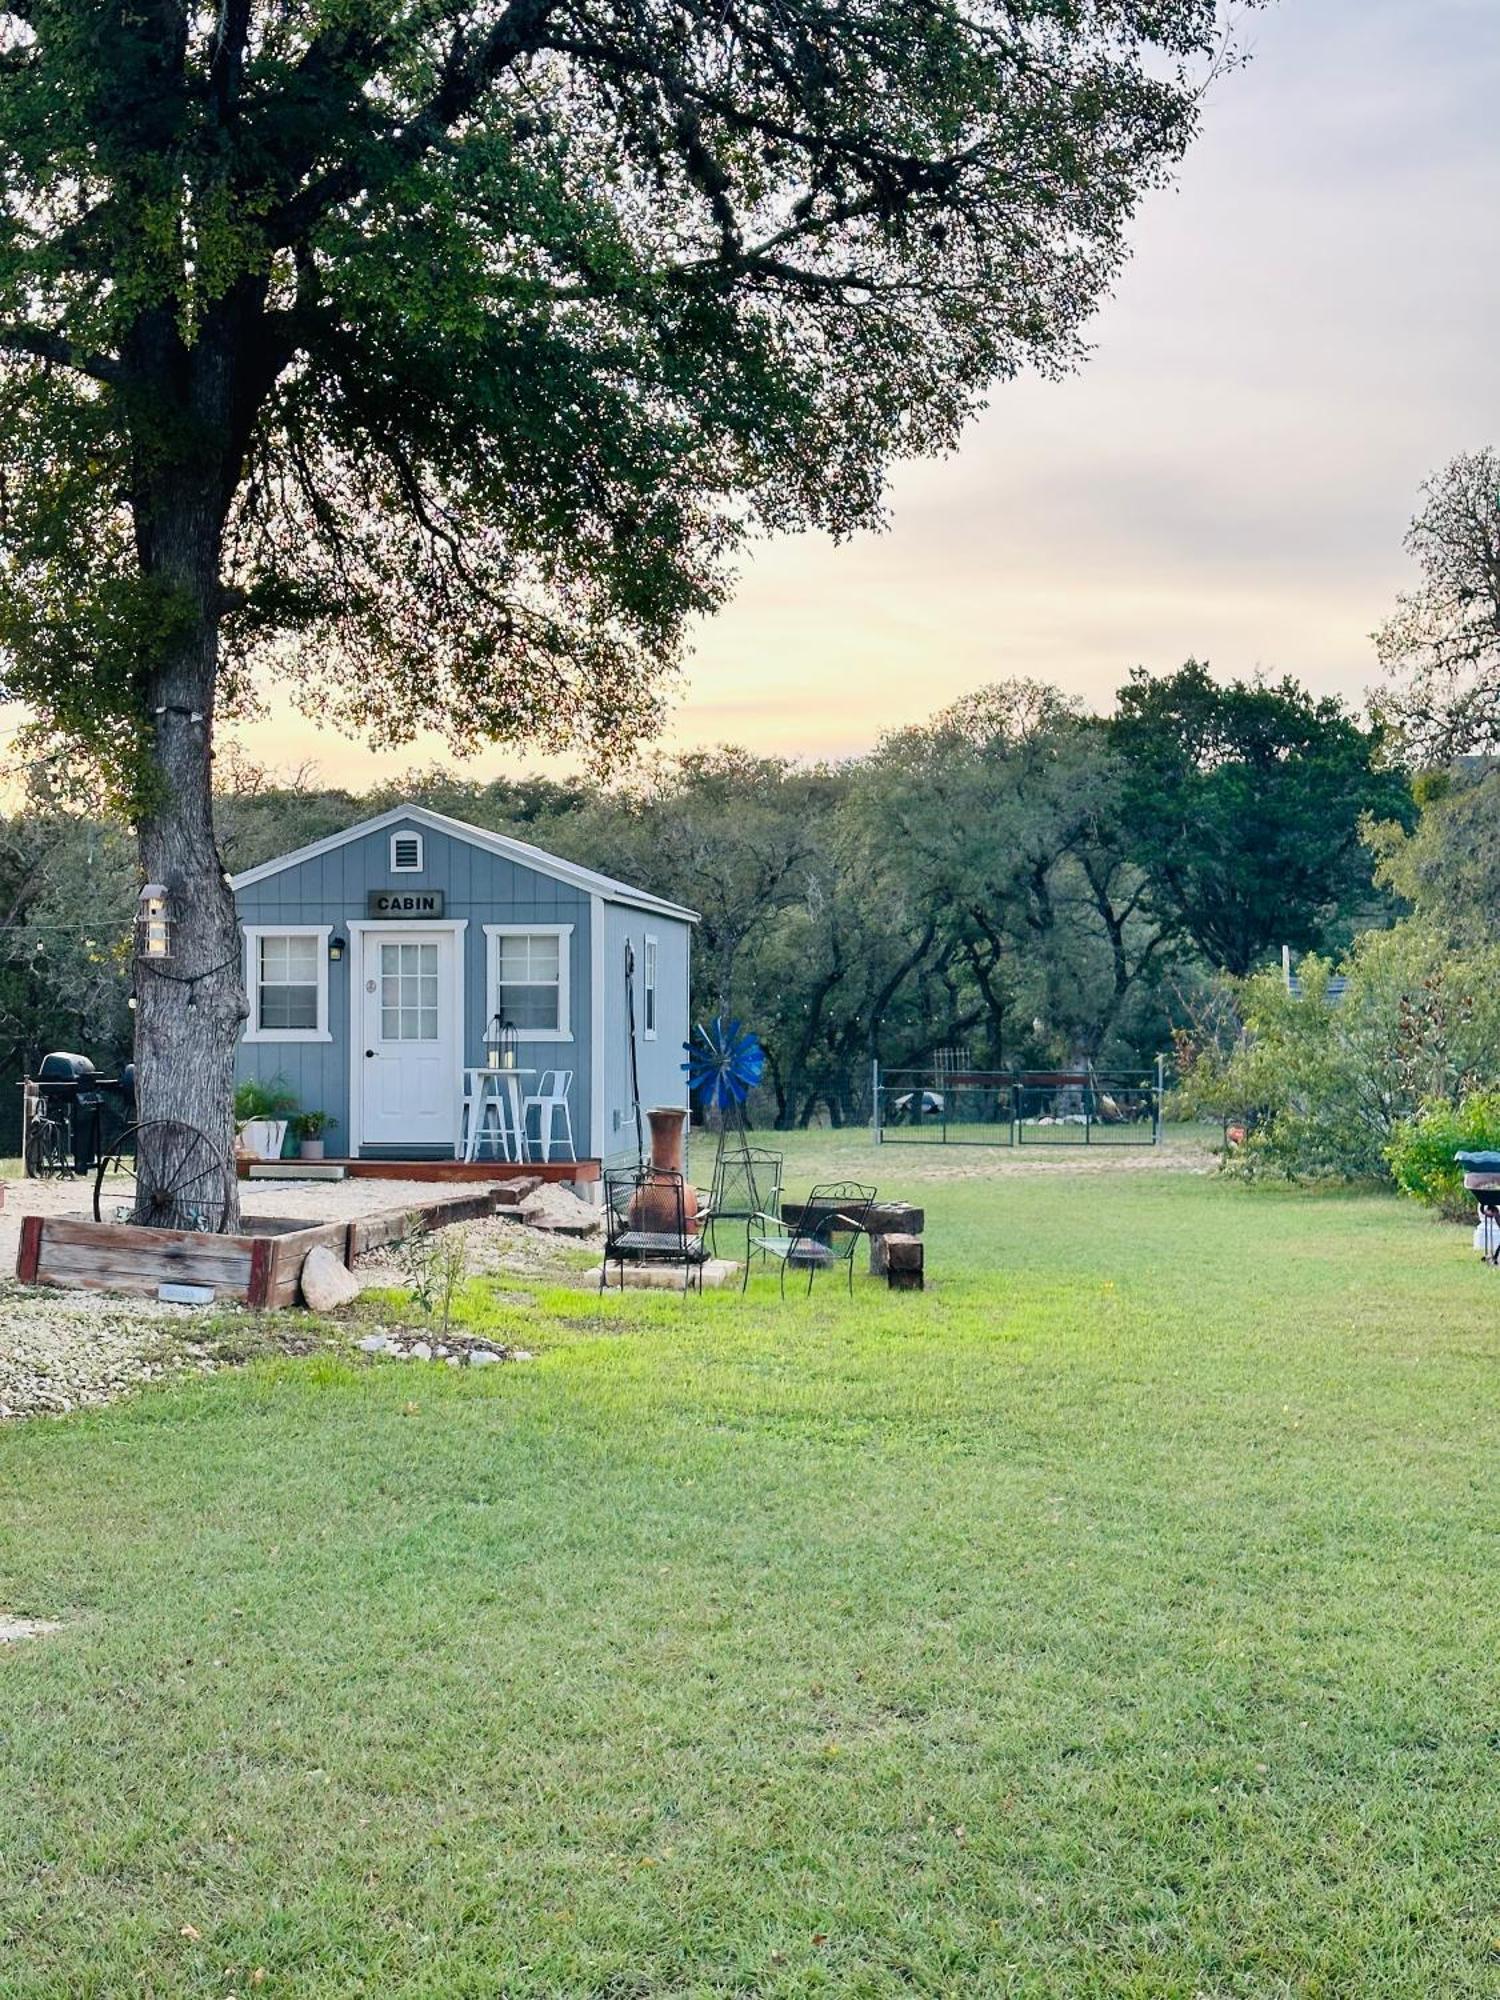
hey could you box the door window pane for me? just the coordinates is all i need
[380,941,439,1040]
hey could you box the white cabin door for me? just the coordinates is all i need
[357,928,461,1152]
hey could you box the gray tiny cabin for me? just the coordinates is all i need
[231,805,696,1168]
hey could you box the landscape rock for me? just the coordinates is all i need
[601,1257,741,1291]
[469,1349,501,1366]
[299,1246,361,1313]
[357,1332,391,1353]
[518,1183,603,1235]
[408,1340,433,1361]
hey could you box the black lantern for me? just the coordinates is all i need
[485,1013,519,1070]
[136,883,172,961]
[329,934,347,963]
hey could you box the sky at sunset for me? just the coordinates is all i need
[229,0,1500,783]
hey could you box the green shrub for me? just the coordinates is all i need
[234,1076,298,1122]
[1387,1091,1500,1220]
[1173,924,1500,1187]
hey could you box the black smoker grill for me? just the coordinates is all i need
[27,1051,135,1174]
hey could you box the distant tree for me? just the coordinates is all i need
[1376,449,1500,760]
[0,0,1258,1207]
[852,683,1173,1065]
[1367,762,1500,948]
[1111,662,1412,978]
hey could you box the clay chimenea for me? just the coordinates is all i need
[630,1104,701,1231]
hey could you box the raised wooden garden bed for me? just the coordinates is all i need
[15,1187,502,1309]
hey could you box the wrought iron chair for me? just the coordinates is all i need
[702,1145,784,1265]
[748,1180,877,1297]
[600,1164,709,1296]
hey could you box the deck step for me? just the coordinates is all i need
[247,1162,348,1181]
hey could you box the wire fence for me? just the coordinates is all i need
[872,1062,1164,1148]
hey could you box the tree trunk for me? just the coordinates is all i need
[133,484,246,1230]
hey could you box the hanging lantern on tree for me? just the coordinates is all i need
[135,883,172,961]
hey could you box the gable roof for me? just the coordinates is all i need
[229,802,699,922]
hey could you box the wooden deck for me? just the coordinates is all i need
[237,1156,600,1185]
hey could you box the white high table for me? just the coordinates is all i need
[462,1066,536,1163]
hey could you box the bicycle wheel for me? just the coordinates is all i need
[94,1120,233,1231]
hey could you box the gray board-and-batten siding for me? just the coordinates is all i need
[231,804,697,1163]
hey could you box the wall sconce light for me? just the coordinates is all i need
[135,883,172,961]
[329,934,347,963]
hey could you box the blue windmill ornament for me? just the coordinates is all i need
[684,1016,765,1155]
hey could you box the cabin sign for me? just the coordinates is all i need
[367,888,446,917]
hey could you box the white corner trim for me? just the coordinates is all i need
[483,922,574,1042]
[241,924,333,1043]
[589,896,606,1158]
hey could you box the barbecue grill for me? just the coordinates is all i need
[26,1051,133,1175]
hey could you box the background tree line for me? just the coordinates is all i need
[0,661,1409,1145]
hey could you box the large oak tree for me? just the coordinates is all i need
[0,0,1252,1213]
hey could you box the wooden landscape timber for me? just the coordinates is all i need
[237,1157,600,1186]
[16,1188,503,1309]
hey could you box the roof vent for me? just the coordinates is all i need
[390,831,424,873]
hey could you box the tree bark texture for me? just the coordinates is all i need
[129,312,252,1227]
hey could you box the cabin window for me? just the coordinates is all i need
[244,927,331,1041]
[643,935,658,1039]
[390,830,424,873]
[484,924,572,1041]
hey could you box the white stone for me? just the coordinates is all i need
[357,1333,390,1353]
[518,1183,603,1235]
[600,1257,740,1291]
[469,1349,501,1366]
[408,1340,433,1361]
[299,1246,360,1313]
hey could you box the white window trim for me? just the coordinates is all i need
[484,923,573,1043]
[242,925,333,1043]
[642,934,658,1040]
[389,830,424,873]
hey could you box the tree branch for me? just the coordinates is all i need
[0,323,125,385]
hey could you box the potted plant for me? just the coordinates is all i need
[234,1078,298,1162]
[293,1110,337,1162]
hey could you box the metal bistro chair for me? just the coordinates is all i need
[523,1069,576,1162]
[749,1180,877,1298]
[703,1145,784,1266]
[601,1165,709,1297]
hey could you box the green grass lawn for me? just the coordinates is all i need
[3,1136,1500,1996]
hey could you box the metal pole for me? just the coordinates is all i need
[1154,1052,1165,1145]
[872,1058,882,1144]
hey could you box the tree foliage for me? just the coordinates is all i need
[1376,448,1500,762]
[1174,926,1500,1185]
[0,658,1409,1139]
[1367,761,1500,948]
[0,0,1255,788]
[1110,661,1411,977]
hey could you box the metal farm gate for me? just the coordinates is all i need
[872,1060,1164,1148]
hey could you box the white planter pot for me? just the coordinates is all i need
[239,1118,288,1162]
[299,1138,326,1162]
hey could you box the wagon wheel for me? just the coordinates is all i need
[94,1119,233,1232]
